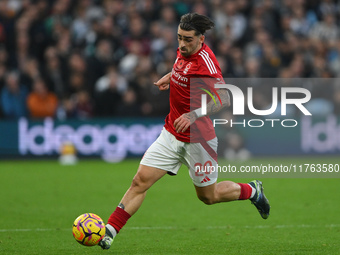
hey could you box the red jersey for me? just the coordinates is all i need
[164,43,224,143]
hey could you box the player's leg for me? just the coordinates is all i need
[195,180,257,204]
[186,139,270,219]
[118,164,167,216]
[194,180,270,219]
[99,164,167,249]
[99,128,182,250]
[194,181,241,205]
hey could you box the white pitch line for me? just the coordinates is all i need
[0,228,69,232]
[0,224,339,232]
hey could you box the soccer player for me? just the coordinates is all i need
[99,13,270,250]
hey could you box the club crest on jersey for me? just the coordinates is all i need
[176,59,185,69]
[183,62,192,74]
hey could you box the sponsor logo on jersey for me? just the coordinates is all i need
[171,69,188,87]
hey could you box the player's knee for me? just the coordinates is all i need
[197,195,216,205]
[130,171,151,193]
[131,174,145,192]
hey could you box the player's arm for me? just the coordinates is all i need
[154,72,171,91]
[174,88,230,133]
[200,88,230,116]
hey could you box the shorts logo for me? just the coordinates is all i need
[201,176,211,183]
[176,59,185,69]
[183,62,192,74]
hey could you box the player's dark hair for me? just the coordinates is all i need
[179,13,214,36]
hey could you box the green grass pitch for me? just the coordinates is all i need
[0,157,339,254]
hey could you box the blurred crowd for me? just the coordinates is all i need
[1,0,340,121]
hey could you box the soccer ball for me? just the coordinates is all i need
[72,213,106,246]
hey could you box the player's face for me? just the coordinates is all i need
[177,27,204,57]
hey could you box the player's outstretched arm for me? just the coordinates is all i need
[154,72,171,91]
[173,89,230,133]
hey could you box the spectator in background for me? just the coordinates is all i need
[20,57,40,91]
[229,47,246,77]
[0,46,8,89]
[66,52,88,95]
[133,71,170,117]
[58,96,76,120]
[43,46,66,99]
[319,0,338,17]
[119,40,143,77]
[45,0,72,39]
[116,87,141,117]
[159,5,178,32]
[289,53,306,77]
[289,5,316,36]
[124,14,150,55]
[94,65,127,94]
[260,42,281,77]
[149,21,167,64]
[328,40,340,76]
[0,21,5,46]
[14,28,30,71]
[213,0,247,43]
[244,57,260,78]
[55,27,72,70]
[87,39,114,93]
[0,71,28,119]
[27,78,58,119]
[309,13,339,41]
[0,0,340,121]
[96,15,122,52]
[0,46,8,67]
[68,52,87,78]
[255,0,281,40]
[245,29,271,60]
[95,71,122,117]
[67,72,86,95]
[73,90,93,119]
[0,64,6,90]
[71,4,90,47]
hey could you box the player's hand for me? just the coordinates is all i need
[154,73,170,91]
[174,112,197,133]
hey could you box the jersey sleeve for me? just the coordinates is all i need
[197,50,222,78]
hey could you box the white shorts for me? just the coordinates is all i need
[140,128,218,187]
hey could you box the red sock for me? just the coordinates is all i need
[238,183,252,200]
[107,207,131,233]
